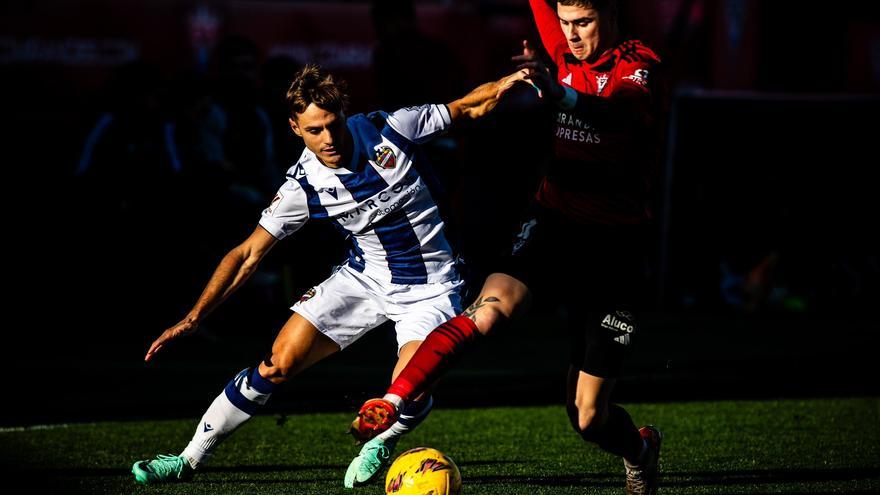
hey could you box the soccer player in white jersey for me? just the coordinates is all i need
[131,64,527,486]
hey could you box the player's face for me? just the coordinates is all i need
[557,3,614,62]
[290,103,349,168]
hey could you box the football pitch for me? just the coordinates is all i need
[2,397,878,494]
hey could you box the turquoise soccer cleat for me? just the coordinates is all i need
[344,436,399,488]
[131,454,194,484]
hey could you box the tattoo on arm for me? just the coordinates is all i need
[461,296,501,323]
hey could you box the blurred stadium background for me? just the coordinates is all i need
[2,0,878,440]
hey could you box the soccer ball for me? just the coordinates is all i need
[385,447,462,495]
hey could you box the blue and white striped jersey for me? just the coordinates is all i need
[259,104,457,285]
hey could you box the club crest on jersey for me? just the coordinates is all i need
[623,69,649,87]
[299,287,316,303]
[596,73,609,93]
[374,146,396,169]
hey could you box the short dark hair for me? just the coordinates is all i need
[286,63,349,119]
[558,0,616,12]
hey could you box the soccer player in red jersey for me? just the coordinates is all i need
[351,1,662,493]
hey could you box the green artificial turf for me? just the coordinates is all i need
[2,398,878,494]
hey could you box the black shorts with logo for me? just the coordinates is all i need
[494,206,650,378]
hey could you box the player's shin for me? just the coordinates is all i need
[386,316,481,402]
[591,404,645,464]
[181,367,277,468]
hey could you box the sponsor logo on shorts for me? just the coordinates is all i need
[299,287,316,303]
[601,311,636,345]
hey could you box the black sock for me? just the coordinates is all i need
[594,404,644,463]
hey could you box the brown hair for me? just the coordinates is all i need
[286,63,349,119]
[558,0,616,12]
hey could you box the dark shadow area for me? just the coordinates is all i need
[465,467,880,488]
[660,467,880,486]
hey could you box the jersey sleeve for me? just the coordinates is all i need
[258,178,310,240]
[613,60,655,96]
[611,41,661,96]
[385,104,453,144]
[529,0,567,64]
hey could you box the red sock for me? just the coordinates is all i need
[387,316,480,402]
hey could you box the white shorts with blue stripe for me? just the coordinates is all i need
[292,264,464,351]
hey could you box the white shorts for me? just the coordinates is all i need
[292,265,464,351]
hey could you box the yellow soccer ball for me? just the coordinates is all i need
[385,447,462,495]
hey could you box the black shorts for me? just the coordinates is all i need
[493,207,650,378]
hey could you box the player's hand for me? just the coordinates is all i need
[496,68,530,99]
[512,40,564,101]
[145,317,199,362]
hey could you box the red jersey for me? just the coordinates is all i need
[529,0,661,224]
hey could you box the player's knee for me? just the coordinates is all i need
[567,403,607,443]
[470,303,505,335]
[484,273,531,309]
[258,353,296,385]
[469,274,531,334]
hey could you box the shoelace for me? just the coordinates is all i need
[148,455,185,478]
[625,466,646,492]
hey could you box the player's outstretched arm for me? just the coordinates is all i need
[512,39,565,100]
[513,39,655,127]
[144,226,278,362]
[447,69,528,121]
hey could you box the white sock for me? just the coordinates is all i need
[382,393,404,411]
[376,396,433,442]
[180,367,275,468]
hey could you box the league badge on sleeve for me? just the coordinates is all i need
[374,146,397,169]
[624,69,650,87]
[299,287,317,303]
[266,192,284,215]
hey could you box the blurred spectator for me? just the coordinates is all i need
[76,60,180,216]
[167,74,227,182]
[211,36,279,204]
[261,55,305,169]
